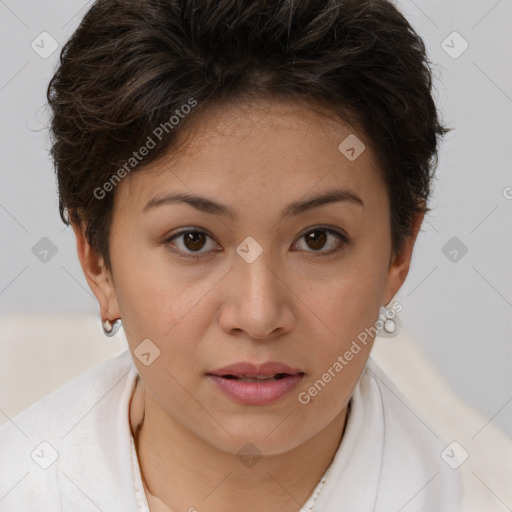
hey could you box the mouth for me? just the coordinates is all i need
[206,364,305,405]
[220,372,300,382]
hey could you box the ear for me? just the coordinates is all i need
[71,222,121,323]
[382,205,426,306]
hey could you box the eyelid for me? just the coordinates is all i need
[297,224,349,241]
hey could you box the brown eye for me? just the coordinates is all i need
[183,232,207,251]
[304,230,327,251]
[294,227,349,256]
[165,226,349,259]
[164,229,219,258]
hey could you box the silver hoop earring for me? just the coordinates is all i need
[376,305,401,338]
[102,318,122,337]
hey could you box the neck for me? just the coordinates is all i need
[131,383,349,512]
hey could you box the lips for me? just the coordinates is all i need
[222,374,290,382]
[208,361,304,379]
[207,361,305,405]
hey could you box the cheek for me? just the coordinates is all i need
[110,233,179,326]
[295,256,387,396]
[306,262,386,338]
[292,281,379,430]
[113,257,213,374]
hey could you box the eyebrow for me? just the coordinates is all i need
[143,187,364,219]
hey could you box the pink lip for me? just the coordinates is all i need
[207,374,304,405]
[207,361,305,405]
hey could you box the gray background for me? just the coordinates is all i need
[1,0,511,437]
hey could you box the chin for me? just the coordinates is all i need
[199,415,314,458]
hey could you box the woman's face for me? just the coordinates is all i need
[77,98,421,456]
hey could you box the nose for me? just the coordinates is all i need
[218,250,294,340]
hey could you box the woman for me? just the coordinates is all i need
[0,0,463,510]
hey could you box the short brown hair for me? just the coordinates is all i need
[47,0,450,274]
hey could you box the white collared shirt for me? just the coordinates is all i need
[0,349,462,511]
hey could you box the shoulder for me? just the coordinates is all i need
[0,349,139,512]
[0,349,135,441]
[365,358,463,511]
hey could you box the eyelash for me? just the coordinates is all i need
[163,225,350,260]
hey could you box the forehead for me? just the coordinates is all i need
[114,98,385,214]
